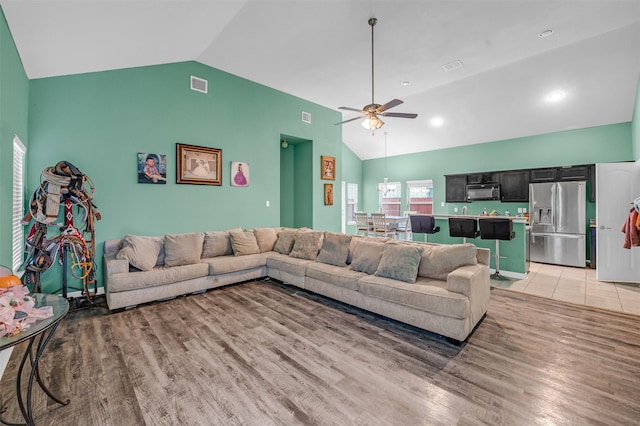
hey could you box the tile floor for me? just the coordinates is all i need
[491,262,640,315]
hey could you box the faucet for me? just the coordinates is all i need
[461,205,468,215]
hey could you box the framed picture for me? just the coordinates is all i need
[230,161,250,187]
[176,143,222,185]
[324,183,334,206]
[321,155,336,180]
[138,152,167,184]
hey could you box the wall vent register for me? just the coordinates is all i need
[190,76,208,94]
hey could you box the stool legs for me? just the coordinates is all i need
[492,240,508,280]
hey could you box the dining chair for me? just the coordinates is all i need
[396,211,418,240]
[355,212,372,236]
[371,213,396,238]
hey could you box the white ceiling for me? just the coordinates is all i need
[2,1,640,160]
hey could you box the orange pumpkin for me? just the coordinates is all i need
[0,274,21,288]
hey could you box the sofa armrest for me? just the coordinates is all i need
[104,253,130,276]
[446,263,490,298]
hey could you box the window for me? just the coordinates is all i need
[407,180,434,214]
[379,181,401,215]
[12,136,26,273]
[346,183,358,224]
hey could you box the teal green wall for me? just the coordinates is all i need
[27,61,342,292]
[293,141,313,228]
[341,143,363,234]
[633,75,640,160]
[0,7,29,269]
[362,122,633,216]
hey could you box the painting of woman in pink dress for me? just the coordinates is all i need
[231,161,249,187]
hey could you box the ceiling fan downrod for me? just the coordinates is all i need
[369,17,377,109]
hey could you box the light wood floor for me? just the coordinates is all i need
[2,280,640,425]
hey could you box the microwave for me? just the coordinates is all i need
[466,184,501,201]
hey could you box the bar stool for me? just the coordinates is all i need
[410,215,440,242]
[479,218,515,279]
[448,217,479,243]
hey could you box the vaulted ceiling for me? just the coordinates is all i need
[2,1,639,160]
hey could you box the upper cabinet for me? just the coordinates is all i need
[445,174,468,202]
[446,164,595,203]
[529,168,557,182]
[499,170,529,202]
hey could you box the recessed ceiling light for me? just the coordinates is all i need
[539,29,554,38]
[401,81,410,86]
[546,90,566,102]
[430,116,444,127]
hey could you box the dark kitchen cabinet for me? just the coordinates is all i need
[588,164,596,202]
[558,165,589,181]
[467,172,499,184]
[500,170,530,202]
[529,168,557,182]
[445,174,467,202]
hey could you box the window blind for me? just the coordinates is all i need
[12,136,26,273]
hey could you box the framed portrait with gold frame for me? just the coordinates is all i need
[176,143,222,185]
[321,155,336,180]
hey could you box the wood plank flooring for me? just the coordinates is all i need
[1,280,639,425]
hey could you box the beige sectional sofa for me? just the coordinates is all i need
[104,228,490,343]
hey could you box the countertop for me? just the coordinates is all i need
[431,214,528,224]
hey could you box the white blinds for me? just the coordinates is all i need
[12,136,26,273]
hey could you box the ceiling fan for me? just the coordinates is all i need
[335,17,418,131]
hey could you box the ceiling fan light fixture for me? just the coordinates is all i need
[361,116,384,130]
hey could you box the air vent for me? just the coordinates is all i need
[442,60,463,71]
[301,111,311,123]
[190,76,208,94]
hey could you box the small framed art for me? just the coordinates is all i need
[324,183,334,205]
[176,143,222,185]
[231,161,250,187]
[138,152,167,184]
[321,155,335,180]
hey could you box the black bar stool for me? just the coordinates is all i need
[479,218,515,279]
[410,215,440,242]
[448,217,479,243]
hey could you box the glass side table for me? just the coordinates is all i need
[0,294,69,426]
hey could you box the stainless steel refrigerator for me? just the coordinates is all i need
[529,181,586,267]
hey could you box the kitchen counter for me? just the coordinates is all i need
[411,214,528,278]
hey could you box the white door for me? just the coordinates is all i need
[596,161,640,282]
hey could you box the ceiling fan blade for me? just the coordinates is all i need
[377,99,403,113]
[334,115,365,125]
[338,106,365,113]
[381,112,418,119]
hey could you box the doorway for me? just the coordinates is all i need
[280,135,313,229]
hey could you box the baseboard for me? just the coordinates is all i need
[66,286,105,299]
[490,269,527,280]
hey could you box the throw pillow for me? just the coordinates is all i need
[418,243,478,281]
[164,233,205,267]
[229,230,261,256]
[289,231,324,261]
[375,242,424,283]
[273,230,297,255]
[202,231,233,258]
[349,239,386,275]
[317,232,352,267]
[116,235,163,271]
[253,228,278,253]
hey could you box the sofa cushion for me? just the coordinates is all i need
[107,263,210,293]
[316,232,352,267]
[229,230,261,256]
[116,235,163,271]
[253,228,279,253]
[290,231,324,261]
[350,239,386,275]
[418,243,478,281]
[163,233,205,267]
[203,253,267,275]
[274,230,297,255]
[305,262,365,291]
[375,242,424,283]
[266,254,313,276]
[202,231,234,258]
[358,275,470,319]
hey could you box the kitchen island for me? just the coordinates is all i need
[411,214,528,278]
